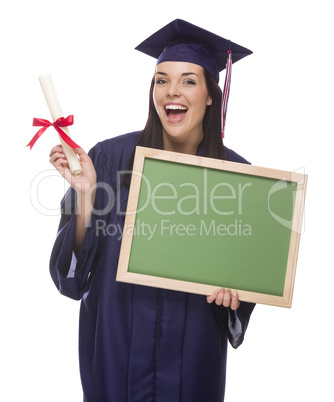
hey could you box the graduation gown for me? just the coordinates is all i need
[50,131,255,402]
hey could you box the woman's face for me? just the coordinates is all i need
[153,61,212,154]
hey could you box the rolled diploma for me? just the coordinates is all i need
[38,74,82,175]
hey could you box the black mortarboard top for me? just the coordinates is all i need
[135,19,252,84]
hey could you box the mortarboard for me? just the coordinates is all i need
[135,19,252,84]
[135,19,252,138]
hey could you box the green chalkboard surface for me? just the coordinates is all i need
[117,147,307,307]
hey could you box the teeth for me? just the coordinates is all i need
[165,104,187,110]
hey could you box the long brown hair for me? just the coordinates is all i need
[124,68,227,187]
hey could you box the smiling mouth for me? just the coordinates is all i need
[164,104,188,123]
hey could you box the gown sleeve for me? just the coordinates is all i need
[226,302,255,348]
[212,302,255,349]
[49,142,112,300]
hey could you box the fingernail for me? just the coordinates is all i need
[234,292,237,297]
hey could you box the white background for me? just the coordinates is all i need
[1,0,333,400]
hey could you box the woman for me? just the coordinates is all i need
[49,19,255,402]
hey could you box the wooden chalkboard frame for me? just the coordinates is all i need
[116,146,307,307]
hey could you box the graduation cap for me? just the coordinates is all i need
[135,19,252,137]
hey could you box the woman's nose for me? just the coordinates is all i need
[167,83,180,97]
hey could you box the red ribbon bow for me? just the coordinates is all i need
[27,115,80,150]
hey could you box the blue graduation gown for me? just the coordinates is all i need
[50,131,255,402]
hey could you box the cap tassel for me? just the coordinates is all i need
[222,50,232,139]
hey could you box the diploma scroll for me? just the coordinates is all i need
[38,74,82,175]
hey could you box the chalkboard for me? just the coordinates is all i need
[116,147,307,307]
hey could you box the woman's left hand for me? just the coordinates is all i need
[207,289,240,310]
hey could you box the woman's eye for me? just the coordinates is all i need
[184,79,196,85]
[156,78,167,84]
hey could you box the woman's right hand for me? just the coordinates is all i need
[49,145,97,195]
